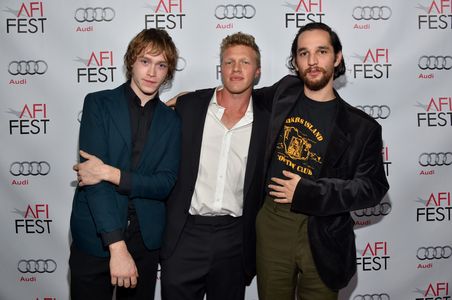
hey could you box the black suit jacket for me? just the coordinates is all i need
[161,88,270,283]
[259,75,389,290]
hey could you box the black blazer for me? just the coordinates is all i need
[161,88,270,283]
[260,75,389,290]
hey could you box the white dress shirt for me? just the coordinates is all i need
[189,87,253,217]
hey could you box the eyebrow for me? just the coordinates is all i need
[297,45,330,53]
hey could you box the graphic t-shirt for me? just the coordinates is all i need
[267,94,337,193]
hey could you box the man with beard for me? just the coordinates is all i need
[255,22,389,300]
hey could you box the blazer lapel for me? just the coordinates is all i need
[265,83,303,168]
[243,98,265,199]
[187,95,212,181]
[320,99,350,174]
[106,84,132,151]
[138,101,167,167]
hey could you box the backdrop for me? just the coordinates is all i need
[1,0,451,299]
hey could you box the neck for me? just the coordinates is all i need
[217,88,251,113]
[304,83,336,102]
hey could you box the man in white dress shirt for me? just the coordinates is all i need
[160,32,269,300]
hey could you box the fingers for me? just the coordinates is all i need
[268,183,285,192]
[270,177,286,185]
[273,198,290,204]
[282,170,298,178]
[111,276,137,289]
[79,150,92,159]
[111,275,117,286]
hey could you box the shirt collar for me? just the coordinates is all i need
[209,86,254,128]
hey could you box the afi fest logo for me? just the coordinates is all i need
[416,191,451,222]
[352,5,392,30]
[382,146,392,177]
[76,51,116,83]
[416,96,452,127]
[357,241,390,271]
[8,103,49,135]
[283,0,325,28]
[74,7,116,33]
[414,282,450,300]
[145,0,185,29]
[14,204,52,234]
[417,0,452,29]
[351,48,392,79]
[418,55,452,79]
[5,1,46,33]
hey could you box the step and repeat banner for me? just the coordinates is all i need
[1,0,451,299]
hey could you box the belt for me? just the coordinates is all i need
[187,214,240,226]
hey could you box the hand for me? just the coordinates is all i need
[73,150,107,186]
[109,241,139,288]
[268,170,301,204]
[165,91,189,108]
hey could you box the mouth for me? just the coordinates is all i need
[305,67,323,78]
[143,79,156,85]
[230,76,244,81]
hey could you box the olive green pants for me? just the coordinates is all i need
[256,197,338,300]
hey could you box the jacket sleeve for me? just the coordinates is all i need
[78,93,123,234]
[126,115,181,200]
[291,125,389,217]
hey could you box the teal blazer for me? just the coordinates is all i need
[70,83,181,257]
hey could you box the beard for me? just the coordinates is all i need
[299,67,334,91]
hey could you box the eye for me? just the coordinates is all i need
[140,58,149,65]
[298,51,308,57]
[158,63,168,69]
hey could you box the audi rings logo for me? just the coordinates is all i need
[353,294,390,300]
[354,202,391,217]
[356,105,391,119]
[10,161,51,176]
[417,246,452,260]
[418,152,452,167]
[352,6,392,20]
[17,259,57,273]
[8,60,48,75]
[418,55,452,70]
[74,7,115,23]
[214,4,256,20]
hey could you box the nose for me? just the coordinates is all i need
[232,61,241,72]
[147,64,155,76]
[308,53,318,66]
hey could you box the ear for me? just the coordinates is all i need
[334,51,343,67]
[254,67,261,79]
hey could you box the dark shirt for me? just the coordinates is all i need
[266,94,337,195]
[101,82,157,246]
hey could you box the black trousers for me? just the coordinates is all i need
[69,229,159,300]
[160,215,246,300]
